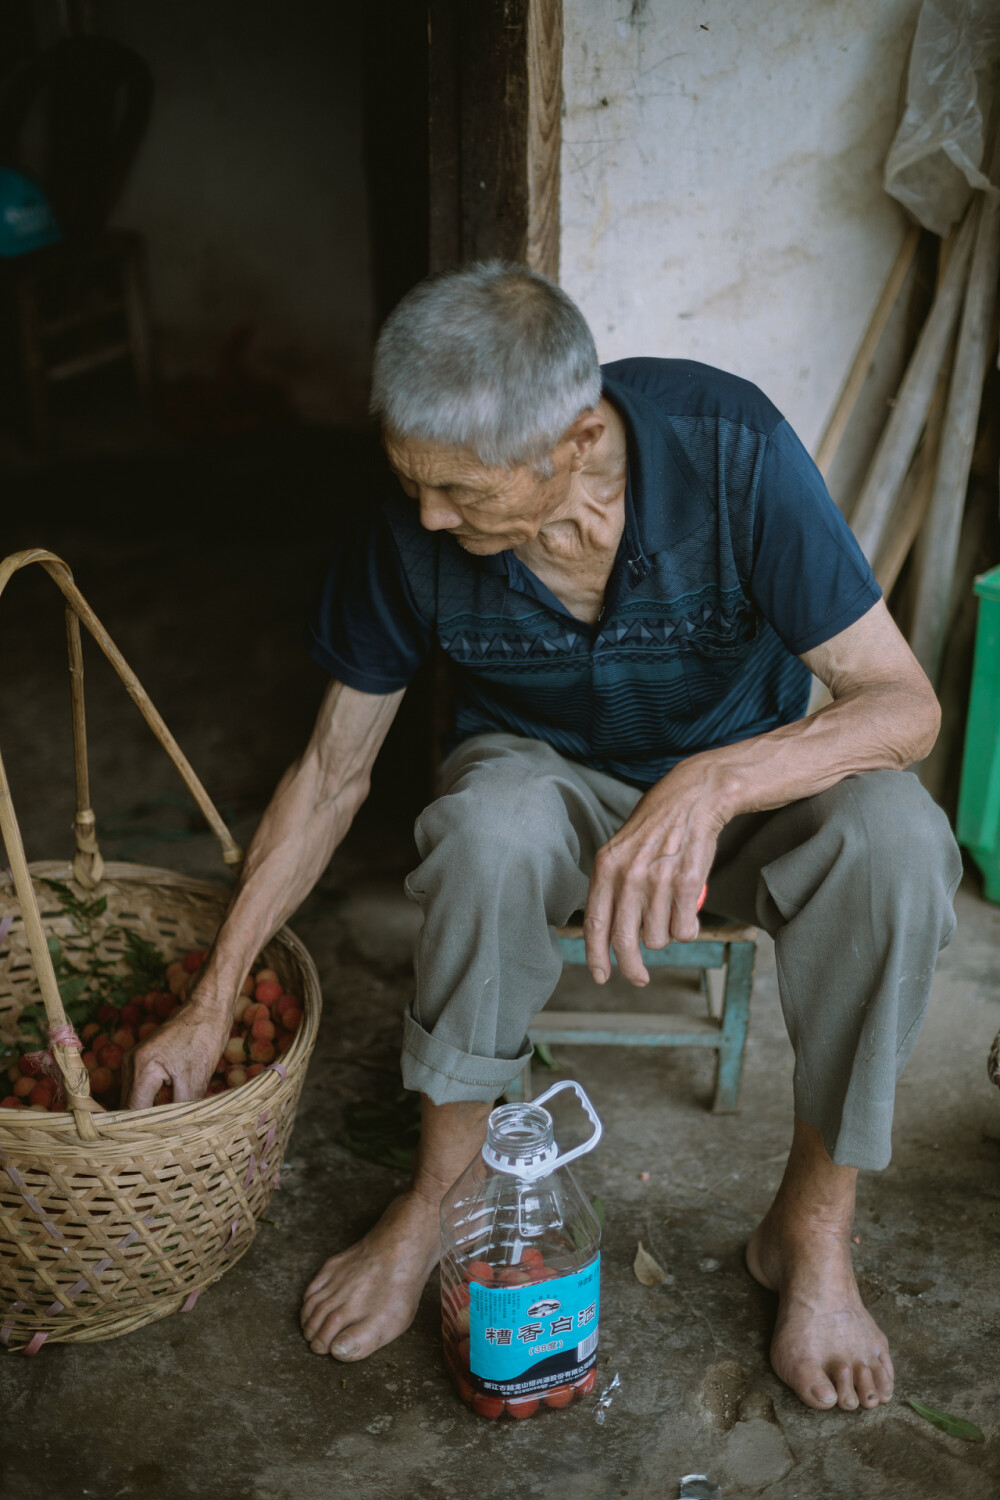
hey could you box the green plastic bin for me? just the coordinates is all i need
[957,564,1000,903]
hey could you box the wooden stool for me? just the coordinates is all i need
[505,918,758,1113]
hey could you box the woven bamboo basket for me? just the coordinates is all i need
[0,550,321,1351]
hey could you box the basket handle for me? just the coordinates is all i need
[0,549,244,1140]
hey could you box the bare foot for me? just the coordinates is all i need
[300,1190,441,1359]
[746,1127,895,1413]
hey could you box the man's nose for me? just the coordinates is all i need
[419,490,463,531]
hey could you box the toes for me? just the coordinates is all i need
[805,1379,838,1409]
[302,1303,348,1353]
[327,1319,369,1361]
[872,1356,894,1403]
[833,1363,859,1411]
[855,1363,879,1408]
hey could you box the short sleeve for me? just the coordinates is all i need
[750,419,881,655]
[310,503,432,692]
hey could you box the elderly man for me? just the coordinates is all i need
[130,263,960,1414]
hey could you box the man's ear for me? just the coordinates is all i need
[564,409,605,469]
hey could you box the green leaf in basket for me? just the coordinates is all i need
[904,1397,985,1442]
[47,936,63,963]
[58,975,90,1006]
[534,1042,556,1070]
[591,1194,605,1229]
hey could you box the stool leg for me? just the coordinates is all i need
[505,1057,531,1103]
[712,941,755,1113]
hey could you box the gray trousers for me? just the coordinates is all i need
[401,734,962,1170]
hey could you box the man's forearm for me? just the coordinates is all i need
[195,681,404,1012]
[691,678,941,825]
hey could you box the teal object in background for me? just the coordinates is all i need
[957,565,1000,904]
[0,169,62,257]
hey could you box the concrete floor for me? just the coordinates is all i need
[1,436,999,1499]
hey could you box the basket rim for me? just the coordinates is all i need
[0,859,322,1146]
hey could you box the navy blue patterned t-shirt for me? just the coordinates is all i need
[310,358,881,789]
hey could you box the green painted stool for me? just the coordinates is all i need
[505,918,757,1113]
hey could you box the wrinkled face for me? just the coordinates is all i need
[385,435,573,554]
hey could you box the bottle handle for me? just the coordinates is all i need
[519,1079,603,1181]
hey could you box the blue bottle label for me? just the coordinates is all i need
[468,1255,600,1398]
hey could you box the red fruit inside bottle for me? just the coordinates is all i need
[465,1260,494,1284]
[471,1394,505,1419]
[543,1385,574,1409]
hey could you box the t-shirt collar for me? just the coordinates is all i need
[601,369,707,557]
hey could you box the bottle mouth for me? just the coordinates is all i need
[484,1103,556,1175]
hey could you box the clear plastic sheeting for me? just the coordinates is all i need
[885,0,1000,236]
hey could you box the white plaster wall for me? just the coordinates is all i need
[561,0,922,504]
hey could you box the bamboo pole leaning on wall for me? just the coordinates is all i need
[909,130,1000,684]
[849,206,978,563]
[814,225,921,480]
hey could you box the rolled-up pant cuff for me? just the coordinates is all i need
[401,1009,531,1104]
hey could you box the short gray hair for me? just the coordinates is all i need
[370,261,602,474]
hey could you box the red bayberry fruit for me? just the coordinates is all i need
[119,1003,142,1028]
[275,992,298,1017]
[246,1063,265,1078]
[226,1067,247,1088]
[13,1076,35,1098]
[518,1247,545,1271]
[248,1038,275,1064]
[207,1078,226,1095]
[254,979,282,1006]
[283,1006,303,1031]
[138,1021,158,1041]
[28,1082,55,1108]
[97,1004,118,1026]
[251,1017,275,1041]
[497,1267,531,1287]
[153,994,175,1021]
[471,1394,505,1419]
[224,1037,246,1064]
[543,1385,574,1409]
[256,968,280,986]
[182,950,206,973]
[81,1051,97,1072]
[276,1031,294,1054]
[89,1066,113,1095]
[18,1055,45,1078]
[574,1369,596,1395]
[506,1398,539,1418]
[111,1027,136,1051]
[240,974,256,996]
[153,1084,173,1106]
[81,1022,100,1043]
[0,1095,25,1109]
[466,1260,494,1284]
[456,1376,474,1405]
[98,1043,124,1070]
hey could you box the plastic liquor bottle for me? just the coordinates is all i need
[439,1080,603,1420]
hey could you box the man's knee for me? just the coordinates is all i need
[414,762,574,877]
[822,771,960,923]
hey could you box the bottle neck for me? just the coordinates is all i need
[483,1102,557,1177]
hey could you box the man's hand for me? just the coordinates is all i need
[583,601,941,990]
[584,757,727,987]
[125,986,232,1110]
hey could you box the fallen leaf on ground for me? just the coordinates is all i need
[633,1240,667,1287]
[905,1397,985,1443]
